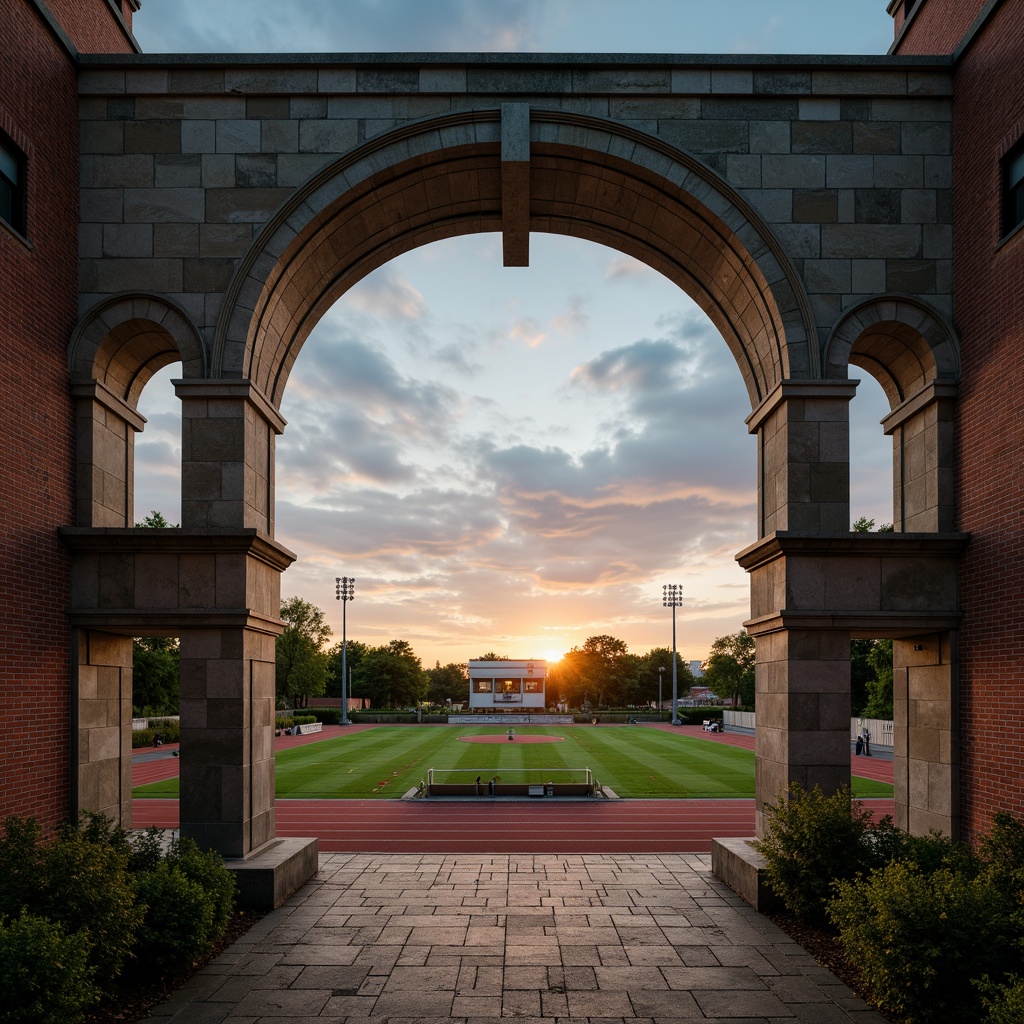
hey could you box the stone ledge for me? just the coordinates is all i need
[711,836,784,912]
[225,836,319,910]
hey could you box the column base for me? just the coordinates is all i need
[225,836,319,910]
[711,837,783,912]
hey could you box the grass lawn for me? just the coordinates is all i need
[134,726,894,800]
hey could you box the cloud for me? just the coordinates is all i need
[135,0,545,53]
[343,271,426,322]
[605,256,656,282]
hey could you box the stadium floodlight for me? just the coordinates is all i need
[335,577,355,725]
[663,585,683,725]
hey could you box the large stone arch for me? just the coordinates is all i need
[212,109,818,412]
[61,96,968,907]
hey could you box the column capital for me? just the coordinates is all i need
[173,378,287,435]
[746,379,859,435]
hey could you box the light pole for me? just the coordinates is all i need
[663,585,682,725]
[658,666,665,717]
[335,576,355,725]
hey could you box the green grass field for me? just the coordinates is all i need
[134,726,894,800]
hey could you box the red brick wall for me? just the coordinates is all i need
[0,1,129,828]
[951,8,1024,839]
[892,0,986,55]
[45,0,135,53]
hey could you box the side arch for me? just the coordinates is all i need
[69,292,207,406]
[825,295,961,534]
[212,109,818,411]
[68,293,204,527]
[823,295,960,408]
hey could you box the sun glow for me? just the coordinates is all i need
[544,650,564,664]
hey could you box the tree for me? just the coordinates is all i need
[425,662,469,705]
[325,639,368,700]
[702,631,756,708]
[275,597,332,708]
[135,510,177,528]
[633,648,693,708]
[352,640,427,709]
[132,637,179,715]
[863,638,894,719]
[551,635,635,708]
[850,639,875,715]
[476,652,508,661]
[132,513,181,715]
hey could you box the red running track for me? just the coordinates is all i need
[132,724,894,853]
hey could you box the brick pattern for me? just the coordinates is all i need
[894,0,988,56]
[0,1,126,830]
[948,12,1024,838]
[44,0,135,54]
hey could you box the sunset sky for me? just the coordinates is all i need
[131,1,897,667]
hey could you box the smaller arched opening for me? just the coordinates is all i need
[825,296,960,534]
[68,294,203,528]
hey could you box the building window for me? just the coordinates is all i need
[1004,139,1024,237]
[0,132,26,236]
[524,679,542,692]
[474,679,491,693]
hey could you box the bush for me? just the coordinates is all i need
[133,865,217,973]
[165,835,236,940]
[34,821,144,984]
[0,912,98,1024]
[0,815,141,984]
[306,707,342,724]
[132,719,180,748]
[753,783,876,922]
[829,861,1017,1023]
[982,976,1024,1024]
[292,715,317,726]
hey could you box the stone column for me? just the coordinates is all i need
[72,381,145,527]
[882,382,957,533]
[175,380,284,533]
[72,628,133,824]
[893,631,959,838]
[178,624,278,857]
[752,626,852,836]
[748,380,857,537]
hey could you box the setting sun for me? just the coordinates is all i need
[544,651,564,664]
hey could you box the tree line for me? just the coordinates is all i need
[129,592,892,717]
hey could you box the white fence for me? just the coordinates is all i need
[723,711,894,748]
[131,716,179,732]
[446,714,574,725]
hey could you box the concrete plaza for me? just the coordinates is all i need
[142,852,885,1023]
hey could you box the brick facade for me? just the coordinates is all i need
[895,0,1024,836]
[0,1,132,828]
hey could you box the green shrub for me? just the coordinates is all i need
[0,912,98,1024]
[275,716,295,730]
[164,835,236,940]
[0,817,44,918]
[981,975,1024,1024]
[131,719,180,748]
[829,861,1017,1024]
[981,811,1024,897]
[306,707,342,724]
[132,865,217,973]
[753,783,876,921]
[292,715,317,726]
[34,821,144,984]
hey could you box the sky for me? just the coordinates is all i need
[130,1,897,668]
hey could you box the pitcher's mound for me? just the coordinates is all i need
[459,734,565,744]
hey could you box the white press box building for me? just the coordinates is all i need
[468,660,547,710]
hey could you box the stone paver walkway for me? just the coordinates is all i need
[143,854,885,1023]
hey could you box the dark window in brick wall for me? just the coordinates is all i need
[0,132,27,236]
[1004,139,1024,237]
